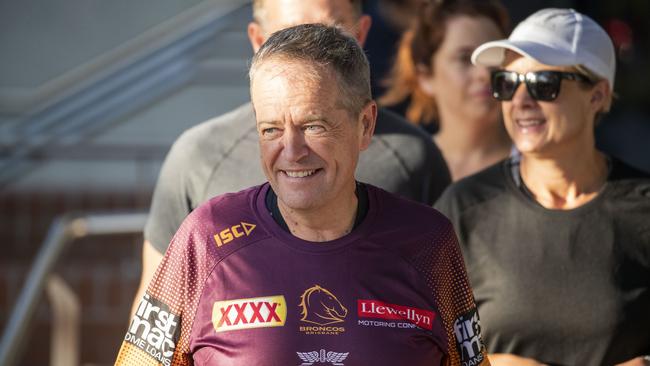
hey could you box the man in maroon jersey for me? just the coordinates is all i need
[132,0,451,319]
[116,24,488,366]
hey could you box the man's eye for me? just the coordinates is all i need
[304,125,325,133]
[261,127,279,136]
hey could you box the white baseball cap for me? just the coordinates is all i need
[471,8,616,89]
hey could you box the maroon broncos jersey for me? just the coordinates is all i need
[115,183,489,366]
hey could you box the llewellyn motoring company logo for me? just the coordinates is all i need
[125,294,180,366]
[212,295,287,332]
[357,299,436,330]
[297,349,350,365]
[299,285,348,335]
[453,308,485,366]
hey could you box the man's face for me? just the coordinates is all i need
[251,59,374,212]
[249,0,370,52]
[261,0,358,35]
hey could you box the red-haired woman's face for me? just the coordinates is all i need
[419,15,502,126]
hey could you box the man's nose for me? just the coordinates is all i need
[281,126,309,161]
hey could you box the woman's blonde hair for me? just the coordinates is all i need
[379,0,509,125]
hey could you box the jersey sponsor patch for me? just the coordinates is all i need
[212,295,286,332]
[299,285,348,335]
[213,221,256,247]
[297,349,349,365]
[357,299,435,330]
[125,294,180,366]
[453,308,485,366]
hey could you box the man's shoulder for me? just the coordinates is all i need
[374,107,432,141]
[366,186,461,265]
[166,184,269,274]
[161,102,258,175]
[368,185,451,233]
[178,184,268,249]
[364,108,450,204]
[192,184,260,223]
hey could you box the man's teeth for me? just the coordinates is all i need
[517,119,544,127]
[285,170,316,178]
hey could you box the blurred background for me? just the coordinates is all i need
[0,0,648,365]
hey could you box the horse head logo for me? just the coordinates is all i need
[299,285,348,325]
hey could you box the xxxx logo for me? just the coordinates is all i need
[213,222,256,247]
[212,295,286,332]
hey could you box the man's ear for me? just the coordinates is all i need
[354,15,372,47]
[248,21,266,53]
[359,101,377,151]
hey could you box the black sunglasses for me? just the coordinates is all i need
[491,70,594,102]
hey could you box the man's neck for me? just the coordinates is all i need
[275,185,360,242]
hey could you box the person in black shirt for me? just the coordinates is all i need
[436,8,650,366]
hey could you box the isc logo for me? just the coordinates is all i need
[213,222,256,247]
[212,295,287,332]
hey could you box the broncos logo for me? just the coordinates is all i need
[299,285,348,325]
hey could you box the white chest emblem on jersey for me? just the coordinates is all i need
[297,349,349,365]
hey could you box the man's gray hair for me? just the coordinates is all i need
[249,23,372,116]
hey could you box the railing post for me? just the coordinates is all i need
[47,274,80,366]
[0,216,73,366]
[0,212,148,366]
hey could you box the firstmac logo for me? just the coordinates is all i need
[213,222,256,247]
[212,295,286,332]
[125,294,180,366]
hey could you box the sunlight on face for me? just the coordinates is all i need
[501,52,597,157]
[251,59,369,212]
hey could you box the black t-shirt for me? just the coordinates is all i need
[435,157,650,365]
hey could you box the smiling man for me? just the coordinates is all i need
[133,0,451,324]
[115,24,488,366]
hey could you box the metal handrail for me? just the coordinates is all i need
[0,212,148,366]
[47,274,80,366]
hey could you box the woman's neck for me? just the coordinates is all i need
[434,116,511,181]
[520,147,608,210]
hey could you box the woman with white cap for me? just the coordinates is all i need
[435,8,650,366]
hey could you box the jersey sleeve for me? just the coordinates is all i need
[144,134,197,254]
[116,209,213,366]
[411,219,490,366]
